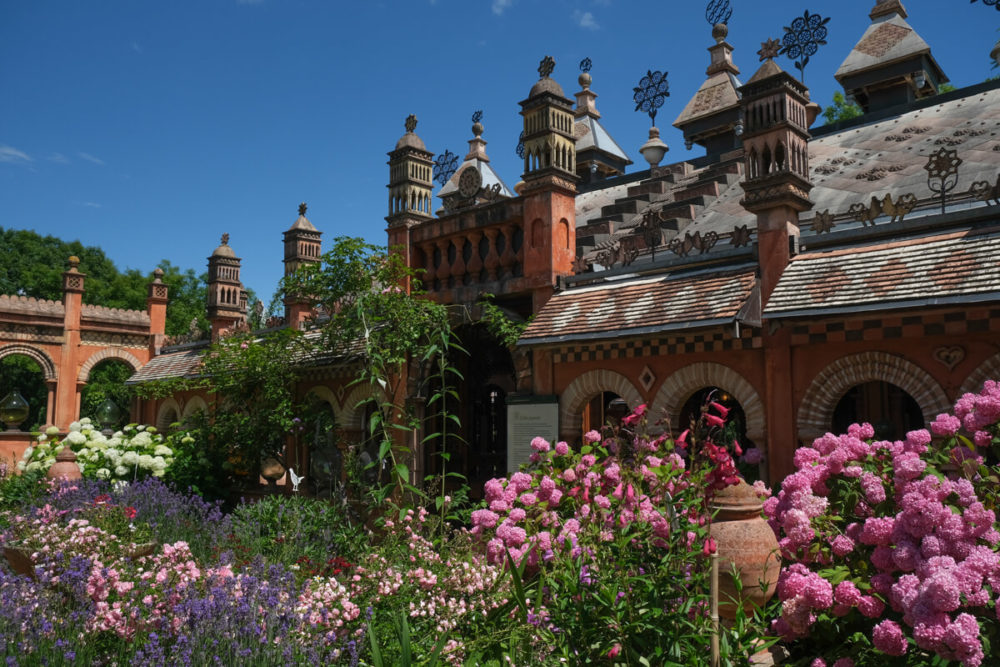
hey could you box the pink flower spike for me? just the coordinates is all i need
[704,414,725,428]
[677,429,690,448]
[710,401,730,418]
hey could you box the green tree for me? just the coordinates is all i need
[0,355,47,430]
[821,91,863,125]
[80,359,134,430]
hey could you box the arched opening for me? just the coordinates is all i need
[581,391,628,433]
[81,359,133,431]
[832,381,923,441]
[678,387,755,452]
[303,394,341,497]
[0,354,48,430]
[423,324,514,495]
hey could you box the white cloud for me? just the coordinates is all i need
[492,0,512,15]
[573,9,599,30]
[0,145,31,163]
[49,153,70,164]
[78,152,105,166]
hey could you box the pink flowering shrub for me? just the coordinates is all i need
[470,403,757,663]
[766,381,1000,666]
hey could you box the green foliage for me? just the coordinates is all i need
[822,91,863,125]
[0,228,207,336]
[160,425,228,499]
[938,83,956,93]
[228,494,365,580]
[0,354,47,429]
[478,294,531,348]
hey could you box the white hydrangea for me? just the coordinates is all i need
[137,454,154,470]
[151,456,167,471]
[131,432,152,448]
[65,430,87,446]
[68,421,82,432]
[45,426,59,436]
[80,417,92,425]
[36,434,47,443]
[114,465,129,477]
[122,451,139,466]
[95,468,111,480]
[26,461,42,472]
[22,447,33,460]
[136,425,145,432]
[16,460,26,472]
[153,445,173,457]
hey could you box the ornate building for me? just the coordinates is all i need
[128,0,1000,490]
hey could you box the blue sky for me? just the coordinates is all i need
[2,0,997,302]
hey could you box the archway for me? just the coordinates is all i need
[155,398,181,431]
[81,359,134,430]
[559,370,643,442]
[832,381,923,441]
[958,352,1000,399]
[0,352,49,430]
[678,387,756,452]
[650,363,765,445]
[302,390,340,497]
[798,352,951,441]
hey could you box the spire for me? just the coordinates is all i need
[387,114,434,225]
[674,18,743,156]
[207,233,247,338]
[835,1,947,112]
[572,58,631,183]
[437,111,513,211]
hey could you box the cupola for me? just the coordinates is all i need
[387,114,434,225]
[520,56,578,184]
[573,58,631,183]
[207,233,248,338]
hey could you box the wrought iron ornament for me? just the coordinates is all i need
[639,209,666,261]
[298,202,307,216]
[405,114,418,133]
[433,150,459,186]
[579,57,592,73]
[538,55,555,78]
[471,110,483,124]
[779,10,830,82]
[924,148,963,214]
[516,131,525,159]
[971,0,1000,10]
[633,70,670,125]
[705,0,732,26]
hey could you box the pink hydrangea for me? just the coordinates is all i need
[873,619,908,656]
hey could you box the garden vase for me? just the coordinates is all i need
[708,478,780,620]
[47,447,82,481]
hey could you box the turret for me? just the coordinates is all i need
[206,234,247,339]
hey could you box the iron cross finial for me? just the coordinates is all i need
[405,114,417,133]
[221,233,230,246]
[538,55,555,78]
[298,202,307,216]
[758,38,782,61]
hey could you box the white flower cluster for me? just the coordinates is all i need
[19,417,176,482]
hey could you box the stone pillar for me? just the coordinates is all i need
[55,257,85,429]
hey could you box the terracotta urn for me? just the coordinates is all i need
[708,478,780,619]
[47,447,82,481]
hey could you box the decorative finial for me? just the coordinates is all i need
[68,256,80,268]
[705,0,733,26]
[515,131,525,159]
[405,114,418,133]
[779,10,830,83]
[970,0,1000,11]
[298,202,307,216]
[153,267,165,280]
[579,57,592,73]
[538,55,555,79]
[221,233,230,246]
[471,110,484,138]
[471,110,483,125]
[633,69,670,126]
[924,148,963,214]
[758,38,782,61]
[433,150,459,186]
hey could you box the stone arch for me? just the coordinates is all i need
[182,395,209,420]
[958,352,1000,399]
[78,349,142,383]
[650,362,765,444]
[798,352,951,440]
[559,370,643,438]
[339,383,376,431]
[0,344,57,381]
[156,398,181,431]
[304,385,338,413]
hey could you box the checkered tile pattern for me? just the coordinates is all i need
[789,308,1000,346]
[551,328,761,363]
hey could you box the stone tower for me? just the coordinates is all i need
[739,43,816,302]
[519,56,578,311]
[573,60,631,183]
[283,203,322,327]
[386,114,434,286]
[206,233,247,339]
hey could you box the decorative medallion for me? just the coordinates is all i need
[516,131,526,159]
[579,57,592,73]
[731,224,753,247]
[538,55,556,79]
[924,147,963,214]
[471,110,483,124]
[933,346,966,371]
[638,366,657,393]
[633,69,670,125]
[457,166,482,199]
[811,210,835,233]
[758,38,782,61]
[779,10,831,82]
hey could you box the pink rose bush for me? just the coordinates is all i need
[766,382,1000,666]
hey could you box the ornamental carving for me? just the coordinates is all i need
[933,345,965,371]
[80,331,148,349]
[668,231,719,257]
[847,193,917,226]
[970,175,1000,205]
[811,210,835,234]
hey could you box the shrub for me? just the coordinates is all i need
[765,381,1000,666]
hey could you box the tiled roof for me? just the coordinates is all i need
[575,116,630,163]
[520,266,757,345]
[126,346,204,384]
[764,226,1000,318]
